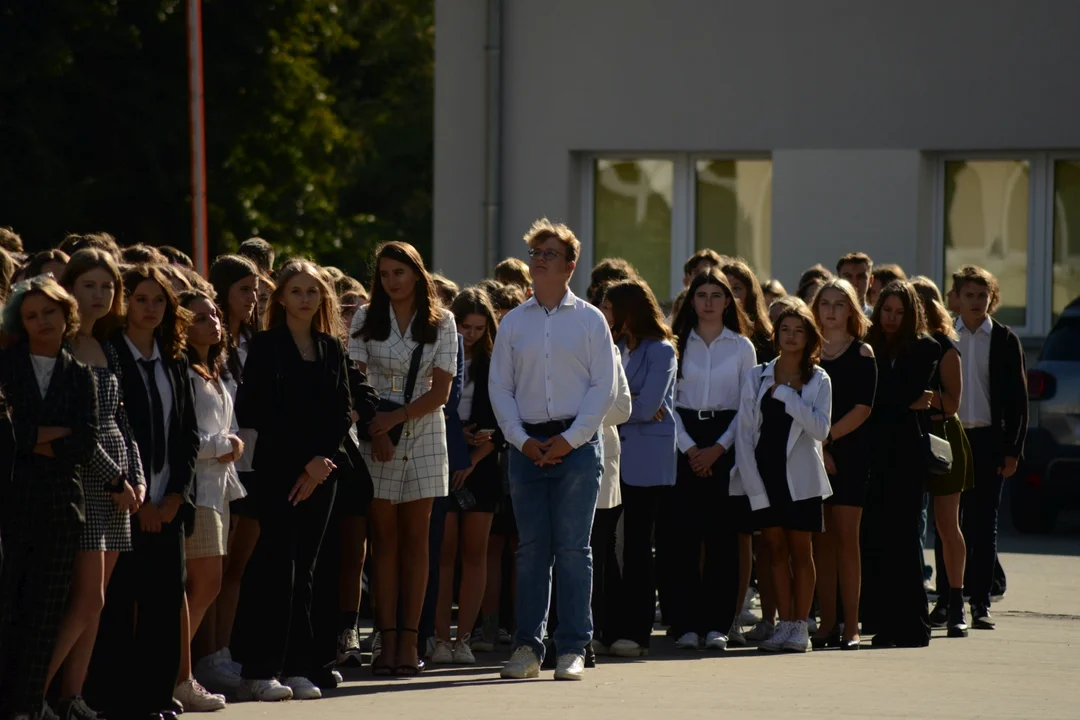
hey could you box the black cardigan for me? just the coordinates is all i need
[871,335,940,460]
[235,325,353,493]
[988,318,1029,463]
[107,332,199,532]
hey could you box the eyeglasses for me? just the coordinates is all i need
[527,248,563,262]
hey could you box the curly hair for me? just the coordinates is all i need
[2,274,81,346]
[122,264,191,360]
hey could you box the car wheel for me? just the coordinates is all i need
[1010,482,1059,534]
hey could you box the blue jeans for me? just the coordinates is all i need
[509,435,602,661]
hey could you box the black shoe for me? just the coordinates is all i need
[840,638,861,651]
[810,626,841,650]
[169,698,183,716]
[870,633,896,648]
[584,644,596,668]
[308,666,340,690]
[971,606,996,630]
[159,712,178,720]
[947,604,969,637]
[928,602,949,628]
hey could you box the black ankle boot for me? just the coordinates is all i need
[947,603,969,638]
[929,602,949,628]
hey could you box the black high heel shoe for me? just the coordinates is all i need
[810,626,841,650]
[840,637,861,651]
[395,628,424,676]
[371,628,397,676]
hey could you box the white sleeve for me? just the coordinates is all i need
[718,338,758,450]
[562,314,617,449]
[488,314,527,451]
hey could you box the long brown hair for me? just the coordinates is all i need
[772,302,823,384]
[604,279,676,349]
[721,258,772,342]
[867,280,927,360]
[672,269,751,378]
[911,275,958,341]
[122,265,191,360]
[450,287,499,384]
[357,242,441,344]
[811,278,870,339]
[264,259,341,337]
[209,254,260,381]
[179,290,226,381]
[61,248,126,341]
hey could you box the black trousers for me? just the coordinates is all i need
[86,518,186,716]
[0,476,80,718]
[234,479,336,679]
[590,506,622,646]
[617,485,669,646]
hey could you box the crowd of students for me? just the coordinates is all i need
[0,220,1028,719]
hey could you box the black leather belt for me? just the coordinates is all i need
[522,418,576,437]
[676,408,734,422]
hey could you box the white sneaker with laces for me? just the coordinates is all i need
[430,639,454,665]
[281,676,322,700]
[746,620,776,643]
[236,678,293,702]
[674,632,701,650]
[500,646,540,679]
[783,620,812,653]
[705,631,728,651]
[195,650,242,695]
[727,622,747,647]
[740,608,762,626]
[759,621,794,652]
[452,639,476,665]
[174,677,226,712]
[553,654,585,681]
[610,639,648,657]
[337,627,362,665]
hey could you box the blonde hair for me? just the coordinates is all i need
[811,278,870,339]
[523,218,581,264]
[265,259,342,337]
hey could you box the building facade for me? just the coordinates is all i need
[433,0,1080,339]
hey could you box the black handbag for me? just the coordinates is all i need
[919,371,954,476]
[359,344,423,446]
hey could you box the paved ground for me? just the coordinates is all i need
[225,511,1080,720]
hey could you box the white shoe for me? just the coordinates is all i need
[759,621,794,652]
[705,631,728,651]
[336,627,362,666]
[674,632,700,650]
[331,669,343,684]
[610,639,648,657]
[745,587,760,610]
[727,622,747,647]
[553,654,585,681]
[500,647,540,679]
[195,651,242,694]
[174,677,226,712]
[236,678,293,702]
[783,620,812,653]
[746,620,776,643]
[281,676,322,700]
[452,639,476,665]
[430,639,454,665]
[740,608,762,626]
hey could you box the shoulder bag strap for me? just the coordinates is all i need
[402,344,424,405]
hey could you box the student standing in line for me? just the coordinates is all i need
[668,270,756,651]
[835,252,874,315]
[735,302,832,654]
[811,279,875,650]
[945,266,1027,631]
[232,260,352,700]
[88,265,200,720]
[0,276,98,720]
[867,264,907,308]
[861,280,938,648]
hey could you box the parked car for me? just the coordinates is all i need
[1011,297,1080,533]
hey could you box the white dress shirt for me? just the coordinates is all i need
[673,327,758,453]
[123,333,173,504]
[956,315,993,429]
[489,289,618,451]
[598,348,633,510]
[189,370,247,514]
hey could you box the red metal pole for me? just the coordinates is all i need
[187,0,209,275]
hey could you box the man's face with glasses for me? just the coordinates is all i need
[527,237,573,287]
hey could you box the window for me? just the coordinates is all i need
[584,154,772,301]
[1053,160,1080,319]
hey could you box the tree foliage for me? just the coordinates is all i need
[0,0,433,280]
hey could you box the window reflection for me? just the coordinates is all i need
[695,160,772,278]
[1053,161,1080,319]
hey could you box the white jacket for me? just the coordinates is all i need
[597,348,632,510]
[190,369,247,514]
[732,360,832,510]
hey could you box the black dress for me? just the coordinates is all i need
[861,335,939,647]
[752,393,824,533]
[820,340,877,507]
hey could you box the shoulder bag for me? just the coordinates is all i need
[358,344,423,446]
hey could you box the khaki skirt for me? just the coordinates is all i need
[926,416,975,497]
[185,504,229,559]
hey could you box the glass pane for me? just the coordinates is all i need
[1053,160,1080,320]
[695,159,773,278]
[943,160,1029,327]
[594,159,673,299]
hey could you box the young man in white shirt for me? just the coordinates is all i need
[488,219,617,680]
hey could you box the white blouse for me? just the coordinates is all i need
[189,369,247,514]
[673,327,757,452]
[30,354,56,397]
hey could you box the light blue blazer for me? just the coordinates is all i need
[618,338,678,487]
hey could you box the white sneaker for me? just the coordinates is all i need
[281,676,322,700]
[746,620,776,643]
[174,677,226,712]
[553,654,585,681]
[783,620,812,653]
[727,622,747,647]
[452,639,476,665]
[195,651,242,694]
[740,608,762,626]
[759,621,794,652]
[336,627,362,665]
[745,587,760,610]
[674,632,700,650]
[705,631,728,651]
[430,639,454,665]
[500,646,540,679]
[331,669,343,684]
[236,678,293,702]
[610,639,648,657]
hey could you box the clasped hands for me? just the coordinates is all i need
[522,435,573,467]
[686,443,726,477]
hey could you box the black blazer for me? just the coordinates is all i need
[107,332,199,531]
[871,335,940,458]
[989,318,1029,463]
[0,342,99,521]
[464,355,503,448]
[236,325,352,493]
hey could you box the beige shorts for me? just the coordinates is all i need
[185,505,228,559]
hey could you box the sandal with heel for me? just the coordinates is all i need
[395,628,424,676]
[371,628,397,676]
